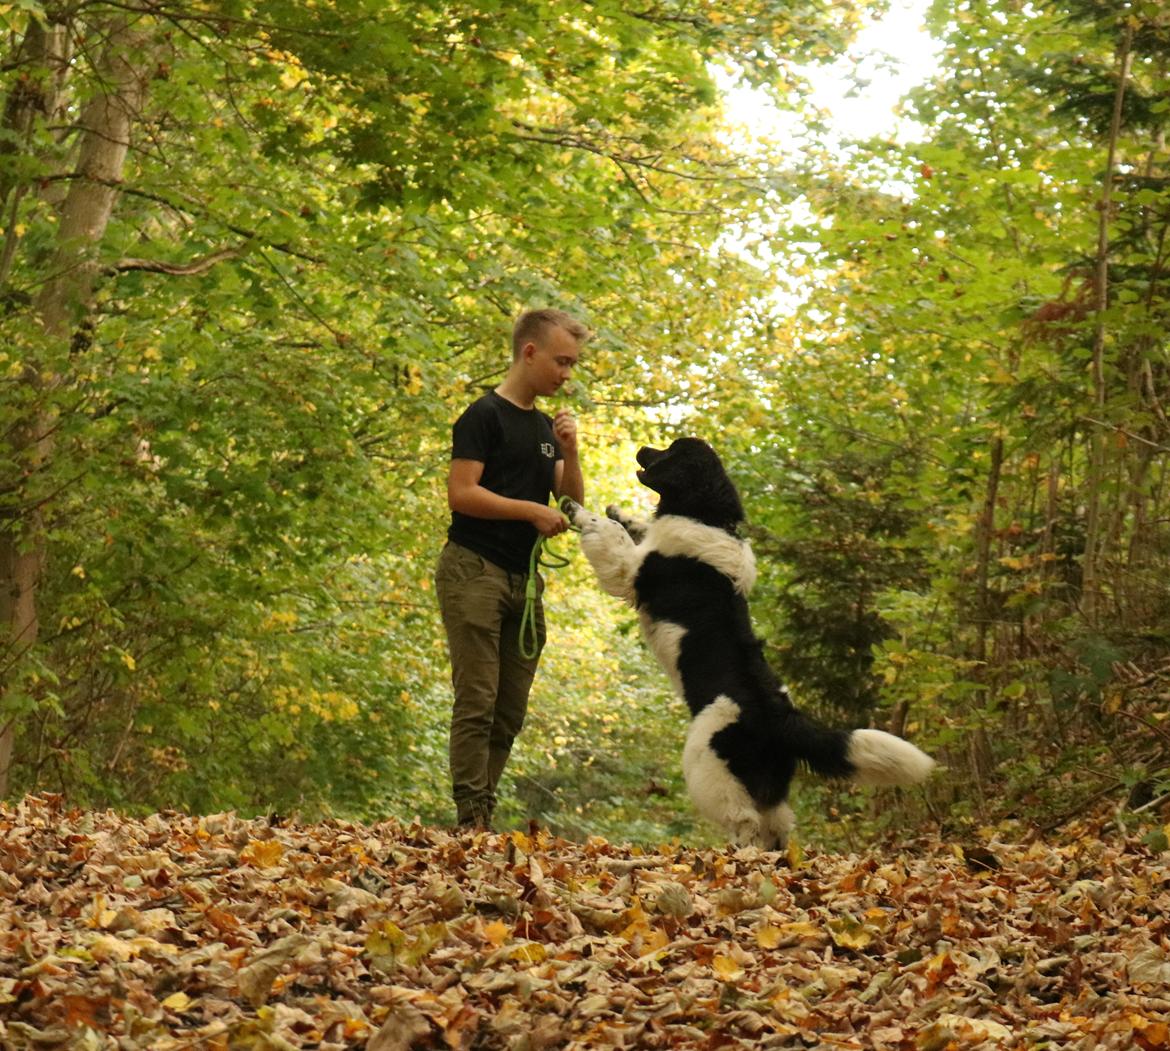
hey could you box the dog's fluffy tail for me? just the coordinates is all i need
[788,712,935,787]
[845,728,936,786]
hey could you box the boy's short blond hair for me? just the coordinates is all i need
[512,308,591,359]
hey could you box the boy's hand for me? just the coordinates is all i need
[530,503,570,537]
[553,409,578,456]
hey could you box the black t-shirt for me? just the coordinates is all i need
[447,391,562,572]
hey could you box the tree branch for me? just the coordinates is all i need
[109,245,241,275]
[41,173,324,263]
[111,244,244,276]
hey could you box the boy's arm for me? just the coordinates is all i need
[554,455,584,506]
[448,459,568,536]
[553,409,584,505]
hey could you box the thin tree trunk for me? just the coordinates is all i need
[0,18,73,210]
[0,17,156,798]
[1082,21,1134,626]
[974,435,1005,664]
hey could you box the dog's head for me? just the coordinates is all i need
[636,438,744,531]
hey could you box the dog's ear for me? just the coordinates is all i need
[700,461,745,528]
[691,449,744,530]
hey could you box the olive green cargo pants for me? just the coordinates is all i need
[434,541,545,828]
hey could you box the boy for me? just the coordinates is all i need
[435,308,589,830]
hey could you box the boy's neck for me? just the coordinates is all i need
[494,370,537,410]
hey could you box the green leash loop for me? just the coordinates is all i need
[519,496,581,661]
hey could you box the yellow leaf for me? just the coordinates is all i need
[828,916,875,950]
[644,926,670,953]
[87,896,117,930]
[507,941,547,965]
[918,1014,1012,1045]
[88,934,133,961]
[757,924,783,949]
[786,837,803,869]
[483,920,510,947]
[240,840,285,868]
[712,954,744,982]
[619,899,656,943]
[128,936,176,957]
[365,922,405,960]
[161,991,192,1011]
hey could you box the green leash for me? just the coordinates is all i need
[519,496,581,660]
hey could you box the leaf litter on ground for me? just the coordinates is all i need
[1,794,1169,1049]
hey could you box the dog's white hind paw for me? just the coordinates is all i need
[730,816,767,849]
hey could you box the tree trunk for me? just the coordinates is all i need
[0,17,156,798]
[974,434,1005,664]
[1082,21,1134,627]
[0,17,73,288]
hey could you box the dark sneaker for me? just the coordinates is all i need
[454,808,493,833]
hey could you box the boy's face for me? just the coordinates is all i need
[522,324,580,396]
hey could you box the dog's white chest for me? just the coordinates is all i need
[641,517,757,595]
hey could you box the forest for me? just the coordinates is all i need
[0,0,1168,853]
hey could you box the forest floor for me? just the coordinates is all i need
[1,794,1169,1050]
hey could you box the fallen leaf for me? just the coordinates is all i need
[483,920,511,947]
[237,933,311,1007]
[239,839,285,868]
[712,954,744,982]
[756,923,783,948]
[368,1002,431,1051]
[1128,945,1170,987]
[828,915,875,951]
[916,1013,1012,1048]
[160,991,193,1012]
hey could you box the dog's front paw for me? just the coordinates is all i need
[567,501,603,531]
[606,505,648,542]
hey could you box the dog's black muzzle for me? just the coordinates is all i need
[636,445,667,470]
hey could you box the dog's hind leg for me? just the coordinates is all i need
[683,698,769,848]
[570,507,641,605]
[760,802,795,851]
[729,811,769,849]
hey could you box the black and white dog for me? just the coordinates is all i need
[568,437,934,849]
